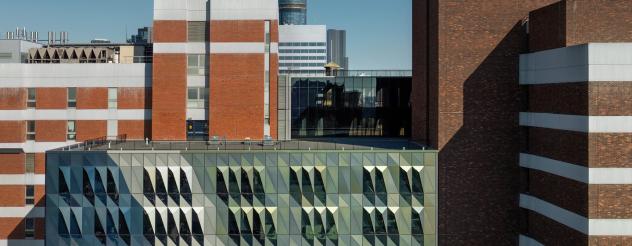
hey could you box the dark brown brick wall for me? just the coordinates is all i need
[590,184,632,218]
[527,83,588,115]
[526,210,588,246]
[527,127,589,166]
[589,82,632,116]
[565,0,632,46]
[413,1,560,244]
[589,236,632,246]
[589,133,632,168]
[529,1,566,52]
[528,169,588,216]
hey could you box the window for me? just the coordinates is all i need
[187,87,207,108]
[25,185,34,205]
[67,87,76,108]
[67,121,76,141]
[187,54,207,75]
[25,217,34,238]
[27,88,36,108]
[187,21,208,42]
[108,88,118,109]
[26,121,35,140]
[25,153,35,173]
[0,52,12,59]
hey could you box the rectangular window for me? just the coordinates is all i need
[25,153,35,173]
[67,87,76,108]
[67,121,76,141]
[187,87,207,109]
[187,21,208,42]
[27,88,36,108]
[0,52,12,59]
[187,54,207,76]
[26,121,35,140]
[25,217,34,238]
[108,88,118,109]
[264,20,271,137]
[25,185,34,205]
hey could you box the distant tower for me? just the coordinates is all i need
[279,0,307,25]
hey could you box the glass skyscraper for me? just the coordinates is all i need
[279,0,307,25]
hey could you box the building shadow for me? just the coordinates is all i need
[436,21,530,245]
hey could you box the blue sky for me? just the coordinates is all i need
[0,0,411,70]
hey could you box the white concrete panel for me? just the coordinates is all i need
[0,174,45,185]
[519,235,544,246]
[210,42,265,53]
[279,25,327,43]
[187,42,208,54]
[521,113,632,133]
[153,43,187,53]
[0,109,150,121]
[0,240,44,246]
[0,142,79,153]
[210,0,278,20]
[590,168,632,184]
[188,75,207,87]
[520,194,588,234]
[0,64,149,88]
[186,108,207,120]
[590,219,632,236]
[0,207,44,218]
[520,112,589,132]
[519,153,588,183]
[520,43,632,84]
[154,0,188,20]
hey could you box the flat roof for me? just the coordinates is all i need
[50,138,430,152]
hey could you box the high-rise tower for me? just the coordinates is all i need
[279,0,306,25]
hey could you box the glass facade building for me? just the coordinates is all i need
[291,76,411,138]
[46,145,436,246]
[279,0,307,25]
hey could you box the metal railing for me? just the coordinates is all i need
[286,70,412,77]
[53,138,429,152]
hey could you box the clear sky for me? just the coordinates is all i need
[0,0,411,70]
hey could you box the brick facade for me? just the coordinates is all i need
[76,88,107,109]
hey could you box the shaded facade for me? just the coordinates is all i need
[413,0,632,245]
[326,30,348,70]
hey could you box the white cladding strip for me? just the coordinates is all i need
[0,142,79,153]
[210,0,278,20]
[186,108,207,121]
[521,153,632,184]
[520,112,632,133]
[154,42,279,54]
[519,153,588,183]
[0,109,150,121]
[0,174,45,185]
[520,193,589,234]
[520,43,632,84]
[0,64,149,88]
[522,194,632,236]
[154,0,207,21]
[518,235,544,246]
[0,207,44,218]
[0,240,44,246]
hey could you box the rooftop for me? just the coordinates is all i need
[50,138,430,152]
